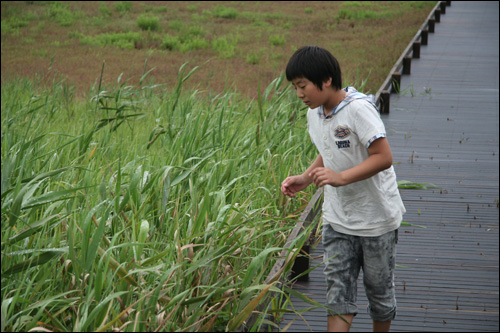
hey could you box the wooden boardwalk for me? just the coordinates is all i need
[279,2,499,332]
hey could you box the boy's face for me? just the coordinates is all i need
[291,77,332,109]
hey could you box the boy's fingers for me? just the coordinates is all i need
[313,173,325,187]
[309,167,322,177]
[311,169,322,184]
[282,177,292,186]
[282,187,295,197]
[281,179,292,196]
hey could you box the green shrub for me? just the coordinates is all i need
[47,2,75,27]
[269,34,286,46]
[161,34,209,52]
[157,6,169,13]
[246,52,260,65]
[336,2,393,21]
[183,25,204,38]
[169,20,183,31]
[115,1,132,14]
[212,36,236,59]
[137,15,160,31]
[68,31,84,39]
[80,32,141,49]
[1,16,29,35]
[161,34,180,50]
[98,2,111,17]
[213,5,239,19]
[158,26,208,53]
[178,36,209,52]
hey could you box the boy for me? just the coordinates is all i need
[281,46,406,332]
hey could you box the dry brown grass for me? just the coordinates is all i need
[1,1,436,99]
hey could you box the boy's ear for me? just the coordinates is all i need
[323,77,333,89]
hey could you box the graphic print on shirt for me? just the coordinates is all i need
[333,125,351,139]
[335,140,351,149]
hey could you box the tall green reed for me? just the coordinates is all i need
[1,64,317,332]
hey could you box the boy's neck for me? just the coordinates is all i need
[323,88,347,117]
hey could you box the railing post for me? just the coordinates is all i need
[413,41,421,59]
[440,1,446,14]
[421,29,428,45]
[428,18,435,33]
[403,56,412,75]
[380,90,390,114]
[391,72,401,94]
[290,245,310,281]
[435,8,441,23]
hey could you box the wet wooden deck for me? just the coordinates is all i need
[279,1,499,332]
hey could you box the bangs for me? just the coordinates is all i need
[285,46,342,90]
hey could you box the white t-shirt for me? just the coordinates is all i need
[307,87,406,237]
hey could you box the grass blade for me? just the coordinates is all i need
[227,283,274,332]
[242,247,281,289]
[6,214,65,245]
[3,248,67,276]
[85,205,111,270]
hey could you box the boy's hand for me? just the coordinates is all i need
[310,168,346,187]
[281,175,311,197]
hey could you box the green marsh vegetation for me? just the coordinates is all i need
[1,62,323,331]
[2,2,438,331]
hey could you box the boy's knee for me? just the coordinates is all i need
[368,304,396,322]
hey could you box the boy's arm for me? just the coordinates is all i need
[310,138,393,187]
[281,154,324,197]
[303,154,324,182]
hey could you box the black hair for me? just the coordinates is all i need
[285,46,342,91]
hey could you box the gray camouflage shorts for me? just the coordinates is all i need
[322,223,398,322]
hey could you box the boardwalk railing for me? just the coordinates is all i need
[376,1,447,114]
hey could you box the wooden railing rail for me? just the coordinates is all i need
[240,188,323,331]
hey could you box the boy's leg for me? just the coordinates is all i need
[322,224,361,331]
[361,229,398,330]
[328,314,354,332]
[373,320,391,332]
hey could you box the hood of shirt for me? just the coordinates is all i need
[322,87,377,118]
